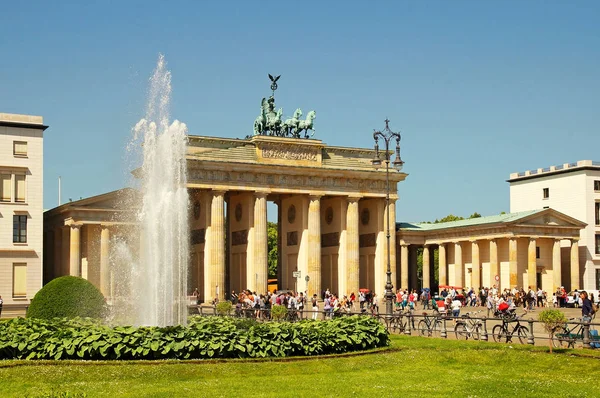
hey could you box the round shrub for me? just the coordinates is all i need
[27,276,106,320]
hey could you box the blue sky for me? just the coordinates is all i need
[1,1,598,222]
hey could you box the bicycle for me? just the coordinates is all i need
[418,313,443,337]
[389,313,407,333]
[553,318,597,348]
[492,316,528,344]
[454,311,483,340]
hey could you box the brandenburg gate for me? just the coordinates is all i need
[187,134,406,303]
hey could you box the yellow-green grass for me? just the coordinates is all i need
[1,335,599,397]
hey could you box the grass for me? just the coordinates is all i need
[1,335,600,397]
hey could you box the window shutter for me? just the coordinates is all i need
[15,174,26,202]
[13,263,27,297]
[1,174,11,201]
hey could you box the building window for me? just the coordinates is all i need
[596,234,600,255]
[13,141,27,156]
[13,215,27,243]
[595,180,600,191]
[597,269,600,290]
[536,247,540,259]
[1,173,11,202]
[13,263,27,298]
[15,174,26,202]
[543,188,549,199]
[596,202,600,226]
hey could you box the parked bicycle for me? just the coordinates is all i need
[553,318,597,348]
[492,316,528,344]
[454,311,483,340]
[419,313,443,337]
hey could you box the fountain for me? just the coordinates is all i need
[125,54,190,326]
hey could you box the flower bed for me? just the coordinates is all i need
[0,315,388,360]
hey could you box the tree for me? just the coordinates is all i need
[434,214,464,223]
[267,222,278,278]
[469,212,482,219]
[538,309,568,353]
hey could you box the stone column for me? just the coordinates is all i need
[100,225,110,297]
[210,191,226,301]
[410,245,418,290]
[387,199,397,290]
[438,243,447,286]
[69,224,81,277]
[346,197,360,296]
[454,242,463,288]
[401,243,409,289]
[422,245,430,289]
[571,239,580,290]
[471,240,480,290]
[254,192,268,294]
[509,238,518,288]
[528,238,537,289]
[489,239,498,288]
[307,195,321,297]
[552,239,562,291]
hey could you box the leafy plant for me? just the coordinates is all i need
[270,305,287,321]
[27,276,106,320]
[0,316,388,360]
[215,301,232,315]
[538,309,567,353]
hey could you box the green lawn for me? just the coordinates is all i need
[1,335,599,397]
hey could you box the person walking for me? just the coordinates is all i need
[0,295,3,318]
[311,294,319,320]
[581,291,594,322]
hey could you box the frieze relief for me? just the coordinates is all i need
[188,169,391,194]
[261,143,318,161]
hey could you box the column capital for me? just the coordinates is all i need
[554,238,563,243]
[529,236,539,241]
[309,194,323,201]
[211,189,226,196]
[469,239,479,245]
[486,237,497,242]
[254,191,269,199]
[346,195,361,203]
[571,238,580,243]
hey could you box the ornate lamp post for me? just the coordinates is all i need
[372,119,404,316]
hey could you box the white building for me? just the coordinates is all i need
[0,113,47,306]
[509,160,600,291]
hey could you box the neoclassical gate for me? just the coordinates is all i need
[186,135,406,302]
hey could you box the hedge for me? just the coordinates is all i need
[27,276,106,320]
[0,316,389,360]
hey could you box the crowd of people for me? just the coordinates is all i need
[191,284,597,322]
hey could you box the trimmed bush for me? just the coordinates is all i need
[215,301,232,315]
[270,304,287,321]
[0,315,389,360]
[27,276,106,320]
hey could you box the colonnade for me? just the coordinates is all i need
[196,189,397,303]
[398,236,580,293]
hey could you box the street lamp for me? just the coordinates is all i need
[372,119,404,317]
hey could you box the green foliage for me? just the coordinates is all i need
[434,212,482,223]
[469,212,482,218]
[270,304,288,321]
[539,309,568,353]
[27,276,106,320]
[268,222,278,278]
[538,309,567,333]
[0,315,389,360]
[215,301,232,315]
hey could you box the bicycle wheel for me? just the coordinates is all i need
[516,326,528,345]
[418,320,428,336]
[553,327,569,348]
[454,323,469,340]
[492,325,507,343]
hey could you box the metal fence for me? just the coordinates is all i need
[192,305,600,349]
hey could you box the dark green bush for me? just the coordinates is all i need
[27,276,106,320]
[270,304,287,320]
[0,315,389,360]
